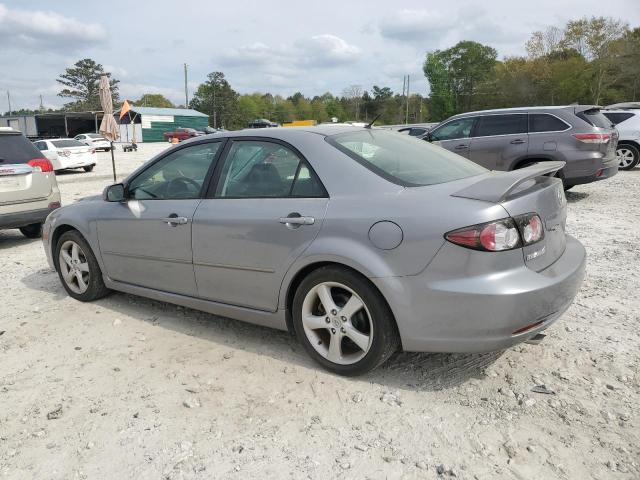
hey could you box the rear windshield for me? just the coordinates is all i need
[52,139,85,148]
[602,112,635,126]
[578,109,613,129]
[88,133,104,139]
[327,130,486,187]
[0,134,45,164]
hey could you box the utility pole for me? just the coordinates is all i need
[39,94,44,112]
[405,75,410,125]
[184,63,189,108]
[7,91,12,116]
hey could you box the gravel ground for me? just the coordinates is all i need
[1,143,639,479]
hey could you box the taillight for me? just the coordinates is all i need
[573,133,611,144]
[515,213,544,245]
[446,214,545,252]
[446,218,521,252]
[27,158,54,173]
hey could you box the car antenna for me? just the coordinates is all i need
[365,114,382,129]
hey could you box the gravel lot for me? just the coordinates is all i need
[1,143,639,479]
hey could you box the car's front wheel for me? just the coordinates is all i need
[83,165,95,172]
[292,266,399,376]
[617,144,639,170]
[55,230,110,301]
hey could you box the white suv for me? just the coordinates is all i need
[0,128,61,238]
[603,109,640,170]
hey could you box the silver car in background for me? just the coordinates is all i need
[42,126,586,375]
[424,106,618,190]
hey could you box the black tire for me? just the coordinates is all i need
[83,165,95,172]
[292,266,400,376]
[19,223,42,238]
[55,230,110,302]
[563,184,574,191]
[617,144,639,171]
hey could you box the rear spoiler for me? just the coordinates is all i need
[451,161,565,203]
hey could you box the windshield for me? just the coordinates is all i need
[327,130,486,187]
[88,134,104,139]
[52,139,85,148]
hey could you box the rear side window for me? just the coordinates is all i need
[577,109,613,128]
[328,130,486,187]
[602,112,635,126]
[0,134,45,164]
[475,115,527,137]
[52,139,85,148]
[529,114,570,133]
[35,142,48,151]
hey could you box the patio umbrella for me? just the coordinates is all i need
[98,74,119,182]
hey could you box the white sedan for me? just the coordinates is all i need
[33,139,96,173]
[74,133,112,151]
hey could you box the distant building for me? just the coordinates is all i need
[117,106,209,142]
[0,106,209,143]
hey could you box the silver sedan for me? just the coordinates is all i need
[42,126,586,375]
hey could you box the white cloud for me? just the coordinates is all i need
[296,34,361,67]
[118,83,185,104]
[379,10,452,43]
[0,3,107,52]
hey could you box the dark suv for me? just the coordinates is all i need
[424,106,618,189]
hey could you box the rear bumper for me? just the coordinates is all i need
[373,235,586,353]
[563,156,619,186]
[0,207,57,229]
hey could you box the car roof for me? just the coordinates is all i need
[449,105,598,118]
[603,109,639,114]
[189,125,368,143]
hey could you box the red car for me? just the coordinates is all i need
[163,128,202,141]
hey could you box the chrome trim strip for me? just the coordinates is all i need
[0,196,48,206]
[0,164,34,176]
[194,261,275,274]
[102,251,191,265]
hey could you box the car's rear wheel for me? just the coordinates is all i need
[19,223,42,238]
[55,230,110,301]
[292,266,399,376]
[83,165,95,172]
[617,144,639,170]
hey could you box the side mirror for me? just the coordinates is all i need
[426,131,434,142]
[103,183,126,202]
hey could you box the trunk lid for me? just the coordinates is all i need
[0,164,53,204]
[452,162,567,271]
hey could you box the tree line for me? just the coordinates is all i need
[4,16,638,126]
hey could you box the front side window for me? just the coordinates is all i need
[128,142,221,200]
[529,114,570,133]
[475,114,527,137]
[328,130,486,187]
[430,117,476,141]
[215,141,325,198]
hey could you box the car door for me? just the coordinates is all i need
[192,138,329,311]
[469,114,528,170]
[428,117,476,158]
[97,141,223,296]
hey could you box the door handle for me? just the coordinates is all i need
[454,144,469,150]
[510,139,526,144]
[162,215,189,226]
[279,214,315,226]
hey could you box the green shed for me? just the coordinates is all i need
[117,106,209,143]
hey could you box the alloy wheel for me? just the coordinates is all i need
[617,147,636,168]
[58,240,90,294]
[301,282,373,365]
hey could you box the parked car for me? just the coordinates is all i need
[424,106,619,190]
[248,119,279,128]
[43,127,585,375]
[74,133,112,151]
[394,123,438,136]
[602,109,640,170]
[33,139,96,173]
[0,128,61,238]
[163,128,201,142]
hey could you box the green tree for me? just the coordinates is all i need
[133,94,174,108]
[57,58,119,111]
[190,71,239,129]
[424,41,497,118]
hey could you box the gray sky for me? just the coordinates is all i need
[1,0,639,111]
